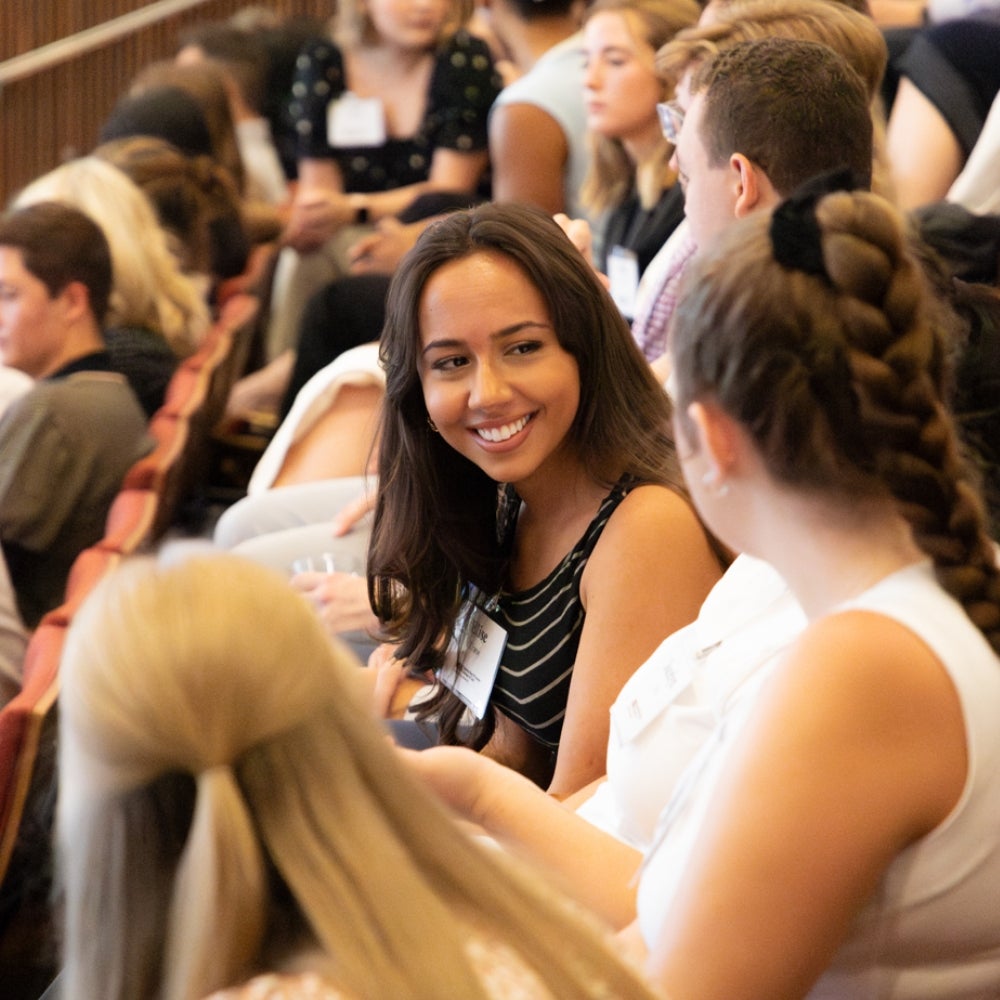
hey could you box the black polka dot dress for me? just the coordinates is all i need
[288,30,501,193]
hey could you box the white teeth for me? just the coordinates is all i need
[476,415,530,442]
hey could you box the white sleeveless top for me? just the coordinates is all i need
[637,560,1000,998]
[575,554,805,851]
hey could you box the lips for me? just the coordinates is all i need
[473,413,534,443]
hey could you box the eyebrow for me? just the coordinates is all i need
[421,321,553,356]
[586,43,635,58]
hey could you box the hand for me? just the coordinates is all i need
[553,214,611,290]
[365,642,418,718]
[348,217,421,275]
[330,491,377,537]
[290,569,376,637]
[553,213,595,268]
[396,743,493,821]
[223,351,294,422]
[284,191,353,252]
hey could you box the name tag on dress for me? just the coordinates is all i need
[327,93,386,147]
[610,630,698,745]
[607,245,640,318]
[437,602,507,720]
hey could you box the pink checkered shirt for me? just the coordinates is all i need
[630,230,698,362]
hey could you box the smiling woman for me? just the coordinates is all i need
[369,202,723,795]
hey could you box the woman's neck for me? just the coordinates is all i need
[508,458,614,592]
[512,447,610,520]
[356,39,434,75]
[750,492,925,620]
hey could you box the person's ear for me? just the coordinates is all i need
[686,399,738,485]
[730,153,777,218]
[56,280,94,324]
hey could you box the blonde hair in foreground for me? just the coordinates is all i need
[58,554,658,1000]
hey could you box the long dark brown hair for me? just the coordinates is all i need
[369,203,685,745]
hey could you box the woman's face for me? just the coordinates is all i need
[365,0,450,50]
[582,11,663,146]
[417,251,581,492]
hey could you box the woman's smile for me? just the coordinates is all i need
[471,412,536,444]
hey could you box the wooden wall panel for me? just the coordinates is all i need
[0,0,331,205]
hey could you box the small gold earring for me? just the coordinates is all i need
[427,416,439,433]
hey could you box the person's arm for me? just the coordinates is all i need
[349,147,490,224]
[290,570,377,635]
[348,216,440,275]
[283,158,354,253]
[284,141,487,254]
[947,90,1000,214]
[281,38,354,252]
[489,103,569,215]
[868,0,927,25]
[331,490,377,536]
[403,743,644,928]
[644,612,967,999]
[548,485,722,798]
[349,30,501,221]
[553,213,597,271]
[887,78,964,210]
[0,396,78,549]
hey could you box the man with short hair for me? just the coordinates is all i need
[0,201,151,640]
[644,35,875,374]
[673,36,873,250]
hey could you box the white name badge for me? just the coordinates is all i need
[437,602,507,720]
[607,245,640,319]
[327,92,386,148]
[610,629,699,746]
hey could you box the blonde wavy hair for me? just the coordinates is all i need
[581,0,700,216]
[14,157,209,357]
[58,553,660,1000]
[657,0,886,100]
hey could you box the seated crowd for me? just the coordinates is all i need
[2,0,1000,997]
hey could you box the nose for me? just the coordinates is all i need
[469,359,513,410]
[583,59,601,91]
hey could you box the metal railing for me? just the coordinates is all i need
[0,0,325,205]
[0,0,210,86]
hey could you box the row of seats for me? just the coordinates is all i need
[0,289,261,890]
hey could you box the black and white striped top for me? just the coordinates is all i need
[487,477,633,750]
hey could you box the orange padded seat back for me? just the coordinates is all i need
[0,621,64,883]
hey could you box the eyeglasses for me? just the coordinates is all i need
[657,100,685,144]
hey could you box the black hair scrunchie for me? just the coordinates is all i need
[769,166,859,278]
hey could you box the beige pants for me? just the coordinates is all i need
[264,223,375,360]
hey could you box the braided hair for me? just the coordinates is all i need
[670,187,1000,653]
